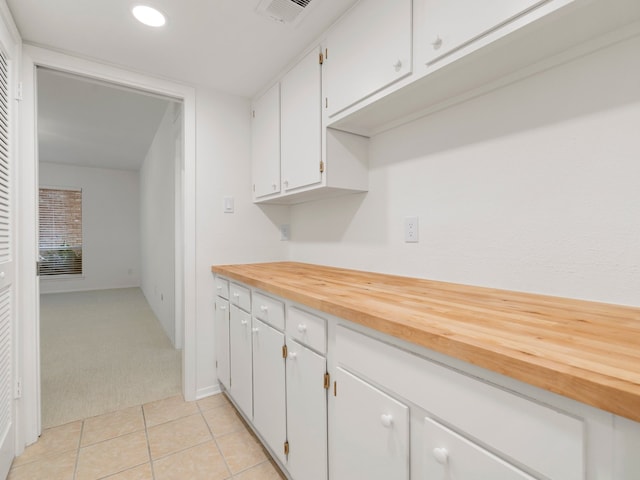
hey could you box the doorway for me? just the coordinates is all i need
[17,45,198,448]
[36,67,183,427]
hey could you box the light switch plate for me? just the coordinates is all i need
[224,196,234,213]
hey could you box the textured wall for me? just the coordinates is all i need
[289,35,640,307]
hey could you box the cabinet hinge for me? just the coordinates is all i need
[215,360,218,368]
[253,184,256,193]
[252,110,255,119]
[320,160,325,174]
[325,97,328,109]
[325,48,328,60]
[323,372,330,389]
[16,82,23,101]
[333,381,337,397]
[282,344,288,358]
[319,52,324,65]
[284,441,290,456]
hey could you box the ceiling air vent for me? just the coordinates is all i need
[256,0,314,25]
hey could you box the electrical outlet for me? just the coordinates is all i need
[404,216,419,243]
[280,224,290,241]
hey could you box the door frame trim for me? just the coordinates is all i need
[17,44,197,449]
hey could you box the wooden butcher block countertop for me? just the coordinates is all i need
[211,262,640,423]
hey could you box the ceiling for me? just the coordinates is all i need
[13,0,358,172]
[37,68,175,170]
[7,0,359,98]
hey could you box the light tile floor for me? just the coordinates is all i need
[8,394,286,480]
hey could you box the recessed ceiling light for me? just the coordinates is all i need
[132,5,166,27]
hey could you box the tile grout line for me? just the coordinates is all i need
[199,401,234,479]
[141,403,157,480]
[73,419,85,480]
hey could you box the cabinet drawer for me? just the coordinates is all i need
[424,417,535,479]
[287,307,326,354]
[230,283,251,312]
[215,276,229,299]
[336,325,584,480]
[252,292,285,330]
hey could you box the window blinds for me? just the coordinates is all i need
[38,187,83,276]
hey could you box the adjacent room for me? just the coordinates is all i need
[36,68,183,428]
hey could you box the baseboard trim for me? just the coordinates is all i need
[196,384,221,400]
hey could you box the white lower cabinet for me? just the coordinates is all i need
[331,367,410,480]
[214,276,627,479]
[252,318,287,464]
[214,298,230,390]
[285,338,327,480]
[229,305,253,418]
[423,417,535,479]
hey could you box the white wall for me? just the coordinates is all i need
[195,86,289,397]
[39,162,141,294]
[140,103,178,346]
[289,35,640,307]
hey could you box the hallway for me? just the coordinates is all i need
[40,288,181,428]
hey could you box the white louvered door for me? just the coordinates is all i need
[0,47,15,478]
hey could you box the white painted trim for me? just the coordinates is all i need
[0,1,21,47]
[0,0,22,466]
[17,45,198,447]
[197,384,222,401]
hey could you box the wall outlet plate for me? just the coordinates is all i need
[405,216,419,243]
[280,224,290,241]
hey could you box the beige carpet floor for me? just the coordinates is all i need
[40,287,181,428]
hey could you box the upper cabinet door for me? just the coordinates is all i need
[251,83,280,199]
[281,47,323,192]
[324,0,412,117]
[422,0,547,65]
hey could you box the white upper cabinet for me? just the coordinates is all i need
[324,0,412,117]
[421,0,547,65]
[251,46,369,205]
[281,48,323,193]
[251,83,280,200]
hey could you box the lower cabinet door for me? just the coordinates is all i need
[214,298,230,390]
[229,306,253,418]
[252,318,287,464]
[286,339,327,480]
[331,367,409,480]
[424,417,535,479]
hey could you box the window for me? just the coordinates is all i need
[38,187,83,276]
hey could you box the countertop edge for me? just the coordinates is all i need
[211,262,640,423]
